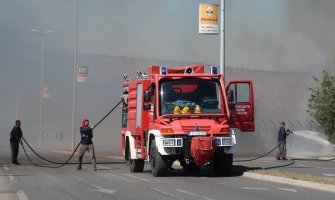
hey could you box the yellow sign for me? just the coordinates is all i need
[199,3,219,34]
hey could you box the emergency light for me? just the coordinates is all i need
[160,67,167,75]
[210,66,218,74]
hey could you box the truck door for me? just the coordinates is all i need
[226,80,255,132]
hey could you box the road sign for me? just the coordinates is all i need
[77,66,88,82]
[41,131,48,139]
[199,3,219,34]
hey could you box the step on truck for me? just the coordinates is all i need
[121,65,254,176]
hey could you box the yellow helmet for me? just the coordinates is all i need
[194,105,202,114]
[181,106,191,114]
[173,105,181,114]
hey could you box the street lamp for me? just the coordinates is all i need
[71,0,79,151]
[29,28,53,145]
[220,0,225,82]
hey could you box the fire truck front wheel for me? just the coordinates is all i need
[126,141,144,172]
[213,150,233,177]
[150,139,168,177]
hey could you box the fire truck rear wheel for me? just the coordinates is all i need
[213,150,233,177]
[126,142,144,172]
[150,139,168,177]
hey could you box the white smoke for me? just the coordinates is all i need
[287,130,335,158]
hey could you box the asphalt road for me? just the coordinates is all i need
[0,147,334,200]
[234,156,335,178]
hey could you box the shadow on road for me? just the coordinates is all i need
[142,164,256,178]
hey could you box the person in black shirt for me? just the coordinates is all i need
[10,120,23,165]
[276,121,292,160]
[77,119,97,171]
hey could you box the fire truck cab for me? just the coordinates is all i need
[121,65,254,176]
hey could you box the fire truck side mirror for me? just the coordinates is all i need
[144,103,151,111]
[228,102,235,109]
[227,89,235,111]
[144,90,151,102]
[228,89,234,102]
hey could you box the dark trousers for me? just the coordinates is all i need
[10,142,19,164]
[78,144,96,169]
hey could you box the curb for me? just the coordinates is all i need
[243,172,335,193]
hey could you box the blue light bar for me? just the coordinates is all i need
[160,67,167,75]
[210,66,218,74]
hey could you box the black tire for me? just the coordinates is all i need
[213,150,233,176]
[126,141,144,172]
[150,139,168,176]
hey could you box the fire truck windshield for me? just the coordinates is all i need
[160,79,224,116]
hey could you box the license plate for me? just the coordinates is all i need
[163,139,175,146]
[188,131,207,136]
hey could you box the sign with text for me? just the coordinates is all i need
[77,66,88,82]
[42,87,50,98]
[199,3,219,34]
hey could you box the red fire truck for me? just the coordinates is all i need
[121,65,254,176]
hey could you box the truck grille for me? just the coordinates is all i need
[182,126,211,132]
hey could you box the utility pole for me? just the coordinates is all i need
[30,29,54,144]
[220,0,225,81]
[72,0,79,151]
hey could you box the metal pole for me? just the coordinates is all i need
[16,94,19,120]
[29,29,53,146]
[71,0,78,151]
[40,38,44,145]
[220,0,225,80]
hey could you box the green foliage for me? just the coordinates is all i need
[307,71,335,136]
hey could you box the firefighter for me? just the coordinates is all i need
[276,121,292,160]
[77,119,97,171]
[10,120,23,165]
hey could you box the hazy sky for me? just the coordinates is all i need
[1,0,335,151]
[1,0,334,71]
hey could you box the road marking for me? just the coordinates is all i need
[106,174,135,183]
[124,173,151,181]
[8,174,18,183]
[3,166,9,171]
[277,188,297,192]
[17,190,29,200]
[149,187,183,200]
[90,184,116,195]
[240,187,269,191]
[97,165,110,170]
[176,189,214,200]
[322,173,335,177]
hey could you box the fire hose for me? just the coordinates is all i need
[21,99,123,168]
[232,140,296,170]
[234,130,335,170]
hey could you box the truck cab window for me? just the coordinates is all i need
[160,79,223,115]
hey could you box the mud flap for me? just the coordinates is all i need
[190,137,216,167]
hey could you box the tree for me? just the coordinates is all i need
[307,70,335,137]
